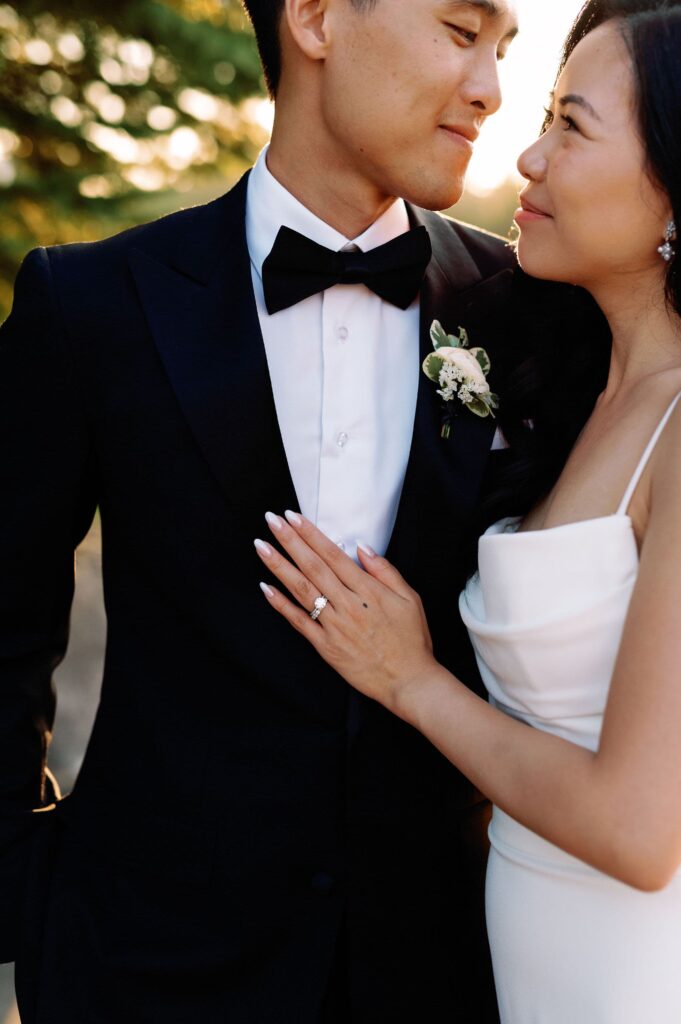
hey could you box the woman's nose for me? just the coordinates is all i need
[517,135,549,182]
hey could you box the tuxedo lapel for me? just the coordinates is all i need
[128,172,298,533]
[347,210,510,744]
[386,208,499,570]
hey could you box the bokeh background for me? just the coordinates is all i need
[0,0,584,1018]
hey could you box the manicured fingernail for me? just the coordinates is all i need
[254,539,273,558]
[285,510,303,528]
[356,540,376,558]
[259,582,275,598]
[265,511,284,531]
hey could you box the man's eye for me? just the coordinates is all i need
[446,23,478,44]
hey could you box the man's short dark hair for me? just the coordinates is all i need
[242,0,376,97]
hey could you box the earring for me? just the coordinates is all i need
[658,220,677,262]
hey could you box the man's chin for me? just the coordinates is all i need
[401,176,465,213]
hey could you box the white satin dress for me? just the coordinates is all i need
[459,394,681,1023]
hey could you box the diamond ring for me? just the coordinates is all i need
[310,595,329,621]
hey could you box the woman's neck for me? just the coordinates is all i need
[589,272,681,397]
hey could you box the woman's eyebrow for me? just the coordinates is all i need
[555,91,602,121]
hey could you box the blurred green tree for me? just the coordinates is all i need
[0,0,268,317]
[452,179,519,242]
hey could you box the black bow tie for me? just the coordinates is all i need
[262,224,432,315]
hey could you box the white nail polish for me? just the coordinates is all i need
[254,539,273,557]
[284,510,303,528]
[356,540,376,558]
[265,511,284,531]
[259,582,275,598]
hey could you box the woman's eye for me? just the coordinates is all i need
[446,23,478,44]
[560,114,578,133]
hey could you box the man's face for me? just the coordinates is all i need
[319,0,518,210]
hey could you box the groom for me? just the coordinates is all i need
[0,0,519,1020]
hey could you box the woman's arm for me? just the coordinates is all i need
[255,411,681,891]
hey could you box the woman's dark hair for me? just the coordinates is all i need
[481,0,681,536]
[556,0,681,313]
[242,0,376,97]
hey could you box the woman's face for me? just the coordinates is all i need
[515,20,671,294]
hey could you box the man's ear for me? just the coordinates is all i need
[284,0,332,61]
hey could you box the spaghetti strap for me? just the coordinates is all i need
[616,391,681,516]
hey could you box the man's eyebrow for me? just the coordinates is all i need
[556,92,602,121]
[442,1,519,39]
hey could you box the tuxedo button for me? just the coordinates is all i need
[311,871,336,894]
[337,325,349,341]
[336,432,349,448]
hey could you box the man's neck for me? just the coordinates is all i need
[267,121,397,240]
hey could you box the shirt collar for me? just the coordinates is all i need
[246,144,411,281]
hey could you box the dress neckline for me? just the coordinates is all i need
[484,513,634,541]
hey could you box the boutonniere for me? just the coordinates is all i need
[422,320,499,439]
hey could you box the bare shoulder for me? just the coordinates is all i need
[647,390,681,525]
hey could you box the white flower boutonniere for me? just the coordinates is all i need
[422,320,499,439]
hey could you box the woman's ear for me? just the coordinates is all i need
[284,0,332,62]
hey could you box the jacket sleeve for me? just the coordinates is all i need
[0,247,97,962]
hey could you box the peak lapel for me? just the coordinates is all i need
[128,173,298,535]
[347,211,512,745]
[386,209,502,572]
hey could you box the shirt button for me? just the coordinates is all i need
[337,325,349,341]
[336,432,349,448]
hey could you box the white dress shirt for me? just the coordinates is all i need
[246,146,420,558]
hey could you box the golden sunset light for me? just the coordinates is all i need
[466,0,585,193]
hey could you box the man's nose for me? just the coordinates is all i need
[460,52,503,118]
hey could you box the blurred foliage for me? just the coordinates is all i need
[0,0,269,318]
[451,178,520,244]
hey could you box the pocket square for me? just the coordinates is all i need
[491,427,509,451]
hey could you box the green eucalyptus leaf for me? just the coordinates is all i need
[467,397,491,418]
[422,352,444,383]
[471,347,491,375]
[430,320,450,351]
[456,327,469,349]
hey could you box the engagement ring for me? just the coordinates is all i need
[310,595,329,621]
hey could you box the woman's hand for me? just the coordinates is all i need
[254,511,438,718]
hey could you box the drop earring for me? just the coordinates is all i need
[658,220,677,262]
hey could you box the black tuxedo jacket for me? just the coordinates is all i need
[0,172,516,1023]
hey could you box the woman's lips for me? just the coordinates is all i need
[516,195,552,226]
[514,199,552,225]
[514,208,549,224]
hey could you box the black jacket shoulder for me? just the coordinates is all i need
[448,216,517,276]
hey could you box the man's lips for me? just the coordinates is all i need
[440,124,478,147]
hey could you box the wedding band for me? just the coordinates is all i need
[310,595,329,621]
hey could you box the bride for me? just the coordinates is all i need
[254,0,681,1019]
